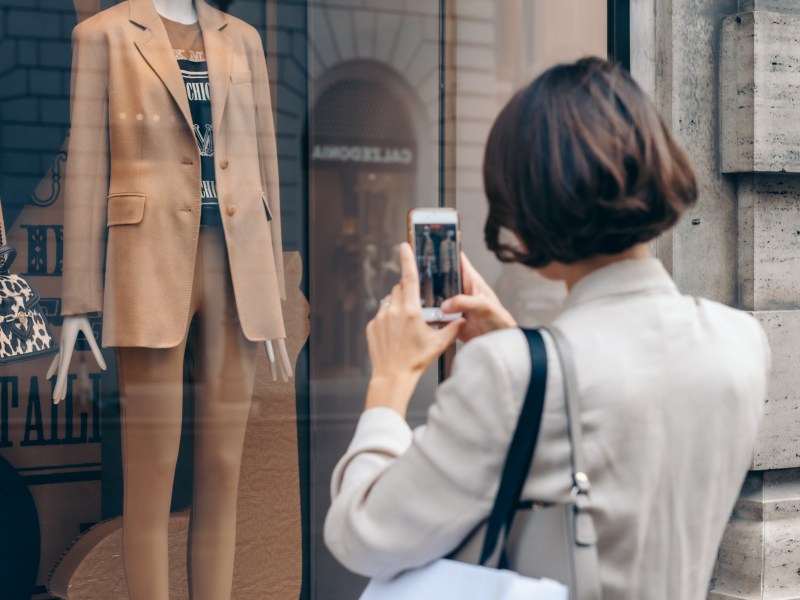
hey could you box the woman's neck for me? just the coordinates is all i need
[542,243,654,291]
[153,0,197,24]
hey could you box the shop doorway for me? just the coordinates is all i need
[310,78,418,377]
[308,67,437,598]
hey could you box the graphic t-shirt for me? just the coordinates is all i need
[162,17,220,228]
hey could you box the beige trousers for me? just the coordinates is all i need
[116,228,257,600]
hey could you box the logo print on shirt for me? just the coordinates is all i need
[201,180,217,199]
[193,124,214,157]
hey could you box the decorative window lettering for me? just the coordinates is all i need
[312,144,414,165]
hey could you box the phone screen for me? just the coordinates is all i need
[414,222,461,311]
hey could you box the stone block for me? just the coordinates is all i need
[7,9,60,38]
[455,44,494,70]
[456,69,495,94]
[455,94,496,119]
[352,9,375,58]
[18,39,37,67]
[414,68,440,104]
[39,40,72,69]
[327,7,356,62]
[455,121,492,144]
[308,7,338,75]
[456,18,494,45]
[738,175,800,311]
[406,40,437,87]
[454,0,493,21]
[29,69,63,97]
[0,68,25,100]
[1,96,38,123]
[374,11,402,63]
[39,97,69,127]
[404,0,441,17]
[752,310,800,471]
[710,469,800,598]
[392,14,424,71]
[720,11,800,173]
[739,0,800,14]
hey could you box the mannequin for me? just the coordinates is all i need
[152,0,196,23]
[418,225,436,309]
[50,0,293,598]
[439,229,457,300]
[363,243,379,313]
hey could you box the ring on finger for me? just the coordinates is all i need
[380,297,391,307]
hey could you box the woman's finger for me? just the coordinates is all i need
[460,252,476,295]
[81,320,107,371]
[398,242,420,307]
[433,318,465,351]
[390,283,404,311]
[442,294,489,315]
[46,353,60,380]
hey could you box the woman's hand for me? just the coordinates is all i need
[365,243,463,417]
[441,252,516,343]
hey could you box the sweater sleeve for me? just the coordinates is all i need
[61,23,109,315]
[324,331,530,580]
[247,27,285,300]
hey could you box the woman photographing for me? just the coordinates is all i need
[324,57,770,599]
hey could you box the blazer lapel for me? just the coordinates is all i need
[196,0,232,139]
[129,0,194,131]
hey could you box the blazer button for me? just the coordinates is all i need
[220,159,229,169]
[227,204,236,216]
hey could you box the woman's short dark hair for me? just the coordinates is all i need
[483,57,697,267]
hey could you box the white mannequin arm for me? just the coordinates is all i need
[265,339,293,382]
[46,315,107,404]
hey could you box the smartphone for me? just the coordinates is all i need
[407,208,463,322]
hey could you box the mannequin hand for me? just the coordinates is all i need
[46,315,106,404]
[265,338,293,382]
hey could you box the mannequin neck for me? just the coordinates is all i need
[153,0,197,24]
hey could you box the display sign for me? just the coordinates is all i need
[0,147,107,600]
[312,138,416,170]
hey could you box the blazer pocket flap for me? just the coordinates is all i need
[107,193,146,226]
[261,195,273,221]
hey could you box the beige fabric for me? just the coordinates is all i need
[46,253,308,600]
[61,0,285,348]
[161,16,204,55]
[325,258,771,600]
[117,228,257,600]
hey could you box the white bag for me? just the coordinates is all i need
[360,558,568,600]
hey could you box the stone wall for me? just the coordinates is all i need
[633,0,800,596]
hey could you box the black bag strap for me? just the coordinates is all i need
[0,246,16,274]
[479,328,548,566]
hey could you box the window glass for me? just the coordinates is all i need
[0,1,606,598]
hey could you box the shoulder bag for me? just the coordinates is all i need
[360,327,601,600]
[0,203,59,365]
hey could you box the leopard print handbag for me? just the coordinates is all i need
[0,205,58,365]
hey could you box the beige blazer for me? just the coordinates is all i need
[61,0,285,348]
[325,259,770,600]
